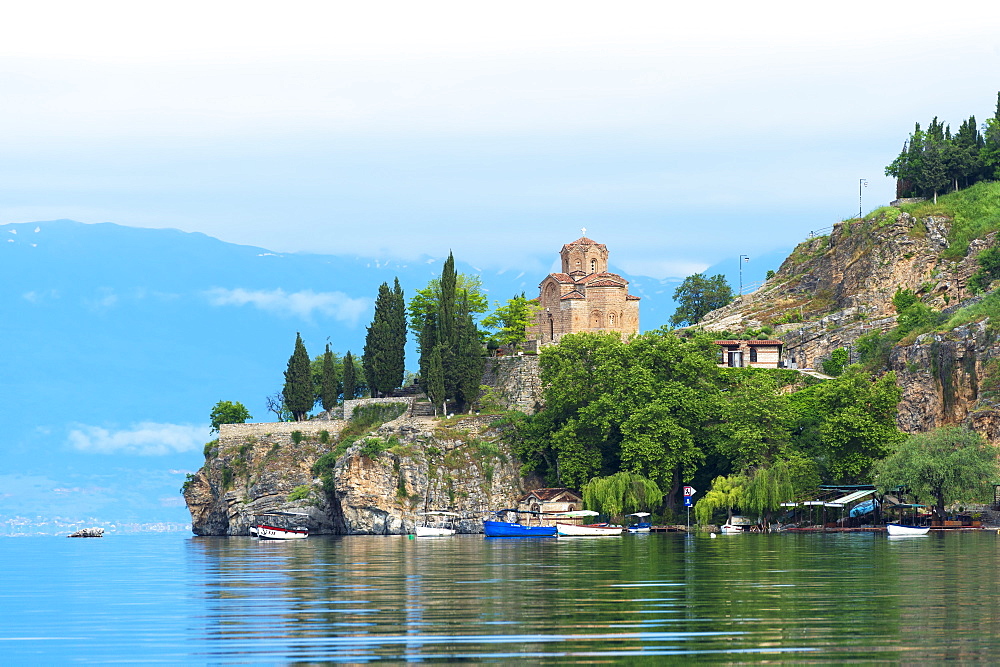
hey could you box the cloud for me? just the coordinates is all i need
[68,422,210,456]
[616,259,710,281]
[204,287,370,324]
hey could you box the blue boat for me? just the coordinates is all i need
[483,509,557,537]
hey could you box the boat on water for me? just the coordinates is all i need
[551,510,623,536]
[253,512,310,540]
[626,512,652,533]
[483,509,557,537]
[556,522,624,536]
[886,523,930,536]
[720,516,760,534]
[415,511,460,537]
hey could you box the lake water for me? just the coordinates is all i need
[5,530,1000,663]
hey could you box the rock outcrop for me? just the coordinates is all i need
[183,414,525,536]
[693,207,1000,442]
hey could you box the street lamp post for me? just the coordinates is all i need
[739,255,750,295]
[859,178,868,220]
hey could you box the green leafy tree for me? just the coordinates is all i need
[209,400,252,433]
[815,368,904,482]
[482,293,541,350]
[342,350,358,401]
[582,471,663,517]
[892,288,918,313]
[716,372,795,468]
[694,474,745,524]
[320,344,338,411]
[670,273,733,327]
[821,348,850,377]
[283,333,313,421]
[874,426,998,519]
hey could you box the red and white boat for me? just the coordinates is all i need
[253,512,310,540]
[554,510,624,536]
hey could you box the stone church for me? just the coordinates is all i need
[527,236,640,346]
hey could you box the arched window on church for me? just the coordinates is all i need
[590,310,603,328]
[590,258,597,273]
[750,347,758,363]
[545,283,558,305]
[608,312,616,327]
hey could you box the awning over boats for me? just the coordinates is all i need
[826,489,875,507]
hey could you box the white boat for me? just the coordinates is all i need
[886,523,929,536]
[415,511,460,537]
[720,516,759,534]
[254,512,310,540]
[626,512,652,533]
[553,512,624,537]
[556,522,624,536]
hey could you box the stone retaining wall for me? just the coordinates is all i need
[218,420,345,441]
[343,396,414,421]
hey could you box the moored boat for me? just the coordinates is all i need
[483,509,556,537]
[720,516,759,534]
[886,523,929,536]
[556,522,624,536]
[254,512,310,540]
[626,512,652,533]
[415,511,460,537]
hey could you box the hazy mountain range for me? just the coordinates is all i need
[0,219,786,532]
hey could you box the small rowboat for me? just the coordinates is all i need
[886,523,929,536]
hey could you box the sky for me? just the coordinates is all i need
[3,1,1000,280]
[3,1,1000,531]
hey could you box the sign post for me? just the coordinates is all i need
[683,486,696,530]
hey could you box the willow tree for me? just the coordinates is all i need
[694,474,745,525]
[582,471,663,518]
[741,461,798,526]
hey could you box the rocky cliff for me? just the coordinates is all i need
[183,412,526,536]
[695,205,1000,441]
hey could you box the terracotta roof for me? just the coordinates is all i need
[560,290,586,300]
[587,279,626,288]
[544,273,577,284]
[626,294,641,300]
[714,340,783,346]
[519,487,583,502]
[562,236,607,249]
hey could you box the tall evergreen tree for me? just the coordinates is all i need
[283,332,313,421]
[426,345,446,415]
[387,278,407,391]
[320,344,338,412]
[453,295,485,412]
[363,278,408,398]
[342,350,358,401]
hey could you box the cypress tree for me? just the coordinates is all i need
[388,278,407,392]
[321,344,338,412]
[363,282,392,398]
[342,350,357,402]
[283,332,312,421]
[454,295,484,412]
[425,345,446,416]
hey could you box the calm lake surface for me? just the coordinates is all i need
[5,531,1000,663]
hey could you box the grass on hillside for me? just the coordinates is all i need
[898,180,1000,259]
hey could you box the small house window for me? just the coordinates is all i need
[750,348,758,363]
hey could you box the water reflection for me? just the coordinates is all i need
[181,532,1000,662]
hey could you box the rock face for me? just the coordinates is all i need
[693,207,1000,442]
[183,414,526,536]
[891,321,1000,439]
[698,211,990,370]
